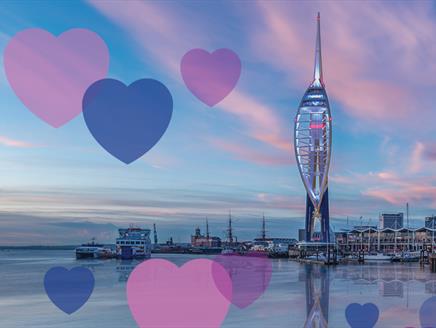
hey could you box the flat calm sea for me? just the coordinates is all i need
[0,249,435,327]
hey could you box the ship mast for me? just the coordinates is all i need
[227,210,233,244]
[261,213,266,240]
[206,217,210,239]
[153,223,158,244]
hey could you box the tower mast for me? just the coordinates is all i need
[206,217,210,239]
[313,12,323,86]
[406,203,410,250]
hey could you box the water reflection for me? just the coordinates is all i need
[300,263,436,327]
[77,257,436,327]
[116,260,141,282]
[335,263,436,299]
[301,265,330,328]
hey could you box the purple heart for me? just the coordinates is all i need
[4,28,109,127]
[420,296,436,328]
[44,266,94,314]
[211,254,272,309]
[345,303,379,328]
[180,48,241,107]
[82,78,173,164]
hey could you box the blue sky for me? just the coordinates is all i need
[0,1,435,244]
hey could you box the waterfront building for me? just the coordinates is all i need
[425,215,436,229]
[380,212,404,229]
[191,226,221,248]
[294,13,332,243]
[336,226,436,253]
[298,229,306,242]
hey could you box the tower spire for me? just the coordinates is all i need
[313,12,323,87]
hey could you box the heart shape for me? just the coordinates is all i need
[420,296,436,328]
[127,259,232,328]
[212,254,272,308]
[82,78,173,164]
[181,48,241,106]
[345,303,379,328]
[4,28,109,127]
[44,266,95,314]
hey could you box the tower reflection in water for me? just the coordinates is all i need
[300,263,436,327]
[114,260,436,327]
[301,264,330,328]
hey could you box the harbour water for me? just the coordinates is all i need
[0,249,435,327]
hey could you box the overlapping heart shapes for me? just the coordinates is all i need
[127,259,232,328]
[4,28,241,163]
[4,28,109,128]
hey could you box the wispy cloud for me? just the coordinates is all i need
[251,1,436,132]
[0,135,36,148]
[209,137,292,166]
[89,0,290,165]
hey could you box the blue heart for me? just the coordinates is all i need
[44,266,95,314]
[345,303,379,328]
[420,296,436,328]
[83,78,173,164]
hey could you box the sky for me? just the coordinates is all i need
[0,1,435,245]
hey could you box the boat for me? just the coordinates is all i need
[221,248,240,256]
[402,251,420,262]
[392,251,420,263]
[307,253,327,261]
[75,238,114,259]
[364,253,392,261]
[190,246,222,255]
[116,226,151,259]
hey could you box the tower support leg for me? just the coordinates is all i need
[304,189,330,242]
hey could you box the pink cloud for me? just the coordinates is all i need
[362,171,436,207]
[0,136,35,148]
[210,137,292,166]
[252,1,436,131]
[409,142,425,173]
[218,91,290,152]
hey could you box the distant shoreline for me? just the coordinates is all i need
[0,245,78,250]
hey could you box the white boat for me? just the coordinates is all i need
[392,251,420,262]
[364,253,392,261]
[116,227,151,259]
[402,251,420,262]
[75,239,114,259]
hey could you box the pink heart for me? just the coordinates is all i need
[212,254,272,309]
[4,28,109,128]
[180,48,241,107]
[127,259,232,328]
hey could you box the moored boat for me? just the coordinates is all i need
[365,253,392,262]
[391,251,420,262]
[75,239,114,259]
[116,226,151,260]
